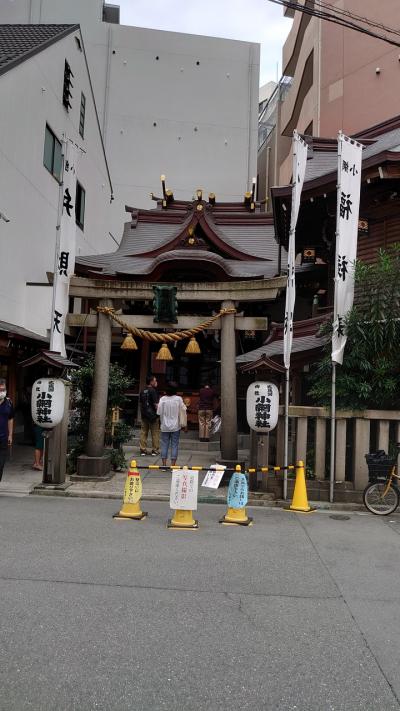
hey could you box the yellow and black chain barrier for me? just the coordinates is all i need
[97,305,236,343]
[131,464,296,474]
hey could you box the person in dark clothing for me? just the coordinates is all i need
[139,374,160,455]
[0,378,14,481]
[198,382,215,441]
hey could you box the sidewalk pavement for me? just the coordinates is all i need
[0,444,254,503]
[0,444,42,496]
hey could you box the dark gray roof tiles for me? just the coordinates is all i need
[215,223,279,260]
[78,250,280,279]
[304,126,400,184]
[0,24,79,76]
[78,216,283,270]
[236,333,329,363]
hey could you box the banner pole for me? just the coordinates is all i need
[49,136,66,353]
[329,131,343,503]
[283,367,289,500]
[329,362,336,503]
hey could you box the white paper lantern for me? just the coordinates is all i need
[31,378,65,429]
[246,381,279,433]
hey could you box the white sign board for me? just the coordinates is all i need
[201,465,226,489]
[170,470,198,510]
[31,378,65,429]
[246,382,279,433]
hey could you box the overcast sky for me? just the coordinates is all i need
[117,0,292,87]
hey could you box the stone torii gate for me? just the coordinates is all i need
[67,275,285,477]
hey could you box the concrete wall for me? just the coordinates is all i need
[0,31,113,337]
[1,0,260,236]
[320,0,400,136]
[279,0,400,176]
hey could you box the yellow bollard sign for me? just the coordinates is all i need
[123,468,142,504]
[113,459,147,520]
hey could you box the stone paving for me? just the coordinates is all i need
[0,444,250,502]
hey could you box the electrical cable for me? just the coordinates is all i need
[268,0,400,49]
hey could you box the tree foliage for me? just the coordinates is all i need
[68,355,134,472]
[308,246,400,410]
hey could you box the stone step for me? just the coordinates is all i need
[128,433,250,451]
[127,438,220,452]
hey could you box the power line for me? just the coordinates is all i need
[313,0,400,39]
[268,0,400,49]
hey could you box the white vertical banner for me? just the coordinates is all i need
[283,131,308,369]
[50,140,79,357]
[332,133,363,365]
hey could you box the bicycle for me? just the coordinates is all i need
[363,444,400,515]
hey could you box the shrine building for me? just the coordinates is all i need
[67,183,289,474]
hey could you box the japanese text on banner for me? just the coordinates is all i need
[51,140,79,357]
[332,134,363,364]
[283,131,308,370]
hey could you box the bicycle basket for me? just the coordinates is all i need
[365,451,397,482]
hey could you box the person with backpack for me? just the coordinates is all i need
[0,378,14,481]
[139,374,160,456]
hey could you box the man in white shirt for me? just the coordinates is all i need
[157,381,186,466]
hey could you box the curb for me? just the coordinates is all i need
[30,487,367,511]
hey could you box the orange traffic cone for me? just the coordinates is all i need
[113,459,147,520]
[289,461,314,513]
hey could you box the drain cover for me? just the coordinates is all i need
[329,514,350,521]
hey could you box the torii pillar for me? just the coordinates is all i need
[220,300,238,461]
[76,299,113,479]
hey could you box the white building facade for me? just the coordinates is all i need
[1,0,260,234]
[0,24,113,345]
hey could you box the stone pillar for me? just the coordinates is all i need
[137,340,149,424]
[396,422,400,476]
[314,416,326,480]
[220,300,237,461]
[335,419,347,483]
[377,420,390,453]
[296,417,307,468]
[77,299,112,478]
[353,418,370,490]
[276,415,285,466]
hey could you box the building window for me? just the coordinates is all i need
[63,59,74,111]
[79,92,86,138]
[43,125,62,182]
[75,181,85,230]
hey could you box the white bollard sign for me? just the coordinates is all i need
[31,378,66,429]
[170,469,198,510]
[246,381,279,433]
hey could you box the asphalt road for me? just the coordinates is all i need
[1,498,400,711]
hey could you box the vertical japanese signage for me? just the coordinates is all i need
[332,133,363,364]
[124,470,142,504]
[246,382,279,433]
[31,378,65,429]
[227,472,248,509]
[283,131,308,369]
[170,470,198,510]
[50,140,79,357]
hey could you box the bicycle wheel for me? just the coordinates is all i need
[363,482,399,515]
